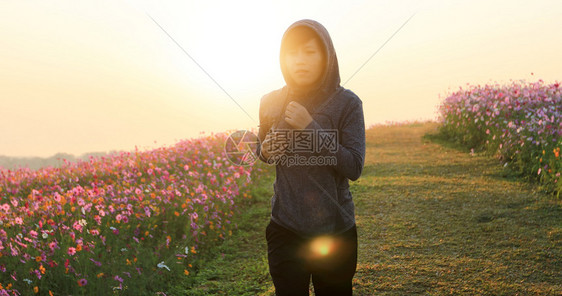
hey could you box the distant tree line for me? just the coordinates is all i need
[0,151,116,170]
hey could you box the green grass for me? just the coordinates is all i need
[174,165,275,295]
[182,122,561,295]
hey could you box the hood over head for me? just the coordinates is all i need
[279,19,341,107]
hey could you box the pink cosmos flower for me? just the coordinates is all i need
[90,258,102,267]
[53,192,62,202]
[73,221,83,232]
[68,247,76,256]
[10,245,18,256]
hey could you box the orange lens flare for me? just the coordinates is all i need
[309,236,335,257]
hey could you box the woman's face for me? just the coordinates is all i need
[285,38,324,88]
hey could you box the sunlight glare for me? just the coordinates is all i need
[310,236,335,257]
[156,1,285,93]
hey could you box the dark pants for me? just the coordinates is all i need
[266,220,358,296]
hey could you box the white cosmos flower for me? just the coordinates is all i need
[157,261,170,271]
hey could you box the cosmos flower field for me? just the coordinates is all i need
[0,133,262,295]
[1,79,560,295]
[437,79,561,195]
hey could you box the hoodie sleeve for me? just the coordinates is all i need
[256,88,286,164]
[256,96,272,163]
[306,98,365,181]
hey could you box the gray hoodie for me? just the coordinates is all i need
[257,19,365,237]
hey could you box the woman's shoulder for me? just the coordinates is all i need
[259,86,288,123]
[261,86,288,106]
[328,87,362,109]
[340,88,362,104]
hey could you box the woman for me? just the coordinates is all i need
[257,19,366,296]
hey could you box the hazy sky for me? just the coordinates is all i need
[1,0,561,157]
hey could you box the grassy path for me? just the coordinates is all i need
[186,122,561,295]
[353,122,560,295]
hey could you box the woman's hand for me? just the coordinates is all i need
[285,101,313,130]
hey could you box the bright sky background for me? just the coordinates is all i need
[1,0,561,157]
